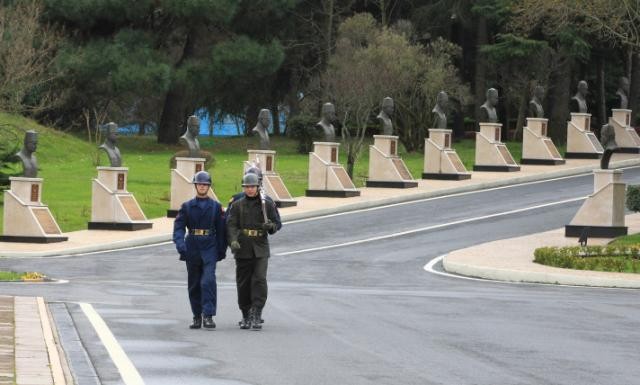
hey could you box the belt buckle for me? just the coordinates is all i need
[194,229,206,236]
[249,230,257,236]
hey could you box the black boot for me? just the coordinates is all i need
[189,316,202,329]
[238,310,250,329]
[203,315,216,329]
[250,308,262,330]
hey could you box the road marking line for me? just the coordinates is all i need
[79,303,145,385]
[276,196,586,256]
[423,255,491,282]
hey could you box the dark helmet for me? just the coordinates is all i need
[245,166,263,181]
[192,171,212,185]
[242,173,260,187]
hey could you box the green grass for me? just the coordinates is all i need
[0,270,22,281]
[609,233,640,246]
[1,112,540,232]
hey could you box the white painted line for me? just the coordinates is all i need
[424,255,493,282]
[277,196,586,256]
[80,302,145,385]
[37,297,67,385]
[283,172,599,225]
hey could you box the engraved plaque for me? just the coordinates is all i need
[392,158,413,180]
[266,175,292,199]
[266,156,273,171]
[444,134,451,148]
[118,196,146,221]
[195,163,202,172]
[543,139,562,158]
[333,167,355,189]
[32,208,60,234]
[587,133,604,151]
[117,173,125,190]
[541,122,547,137]
[330,148,337,163]
[447,152,467,172]
[30,184,39,202]
[497,145,516,165]
[390,141,396,156]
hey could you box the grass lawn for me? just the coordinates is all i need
[0,270,22,281]
[1,112,542,232]
[609,233,640,246]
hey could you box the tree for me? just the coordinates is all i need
[0,0,63,114]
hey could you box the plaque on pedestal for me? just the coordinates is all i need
[565,113,603,158]
[366,135,417,188]
[608,109,640,153]
[423,129,471,180]
[168,157,218,217]
[245,150,297,207]
[565,169,627,237]
[88,167,153,230]
[306,142,360,197]
[521,118,565,165]
[1,177,67,243]
[473,123,520,172]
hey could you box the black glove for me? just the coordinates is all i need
[230,240,241,253]
[262,221,277,232]
[179,251,187,261]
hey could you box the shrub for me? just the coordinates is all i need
[626,185,640,212]
[286,113,323,154]
[534,245,640,273]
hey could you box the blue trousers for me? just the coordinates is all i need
[186,256,217,317]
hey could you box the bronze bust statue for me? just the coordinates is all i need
[479,88,499,123]
[179,115,201,158]
[16,130,38,178]
[600,123,618,169]
[99,122,122,167]
[252,109,271,150]
[570,80,588,113]
[528,85,545,118]
[317,102,337,142]
[377,97,394,135]
[616,76,630,109]
[431,91,448,129]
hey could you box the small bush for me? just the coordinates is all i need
[626,185,640,212]
[286,114,323,154]
[534,245,640,273]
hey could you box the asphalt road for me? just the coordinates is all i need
[2,168,640,385]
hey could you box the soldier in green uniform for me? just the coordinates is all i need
[226,173,280,330]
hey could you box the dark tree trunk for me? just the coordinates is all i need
[245,103,259,136]
[513,86,529,141]
[630,52,640,125]
[547,55,572,144]
[473,15,488,129]
[138,121,145,136]
[596,55,606,127]
[271,104,280,136]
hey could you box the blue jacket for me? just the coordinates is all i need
[173,197,227,262]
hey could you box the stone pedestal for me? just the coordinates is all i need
[473,123,520,172]
[565,169,627,237]
[423,129,471,180]
[609,109,640,153]
[245,150,296,207]
[89,167,152,230]
[168,157,218,217]
[521,118,565,165]
[306,142,360,197]
[366,135,417,188]
[565,113,603,158]
[1,177,67,243]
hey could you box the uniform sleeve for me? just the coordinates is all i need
[173,203,188,254]
[226,199,241,244]
[267,200,280,234]
[215,203,227,260]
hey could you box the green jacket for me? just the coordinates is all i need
[226,195,279,259]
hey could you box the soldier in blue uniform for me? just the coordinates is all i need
[173,171,227,329]
[227,172,281,330]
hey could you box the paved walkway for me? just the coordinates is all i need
[2,155,640,382]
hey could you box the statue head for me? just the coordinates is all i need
[381,97,394,116]
[23,130,38,154]
[619,76,630,95]
[577,80,588,97]
[104,122,118,144]
[186,115,200,137]
[436,91,449,109]
[258,109,271,128]
[533,85,545,100]
[321,102,336,122]
[486,88,499,107]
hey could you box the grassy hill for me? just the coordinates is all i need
[0,112,528,233]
